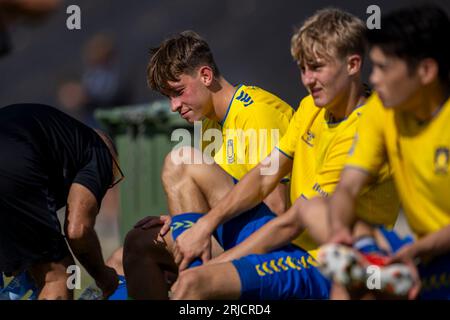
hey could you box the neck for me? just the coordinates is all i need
[409,82,449,122]
[327,81,366,121]
[208,77,237,123]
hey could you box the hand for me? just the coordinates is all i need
[94,266,119,299]
[134,215,171,236]
[386,244,421,300]
[328,227,353,246]
[173,220,212,271]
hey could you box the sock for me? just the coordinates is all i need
[0,272,37,300]
[171,213,204,268]
[108,275,128,300]
[378,227,414,254]
[353,236,387,255]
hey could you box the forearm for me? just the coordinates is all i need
[66,225,108,279]
[328,168,371,236]
[411,224,450,260]
[65,183,108,280]
[329,186,357,234]
[202,163,280,233]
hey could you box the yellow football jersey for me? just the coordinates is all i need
[201,85,294,181]
[278,95,399,251]
[347,94,450,238]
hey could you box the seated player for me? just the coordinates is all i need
[324,5,450,300]
[122,30,294,299]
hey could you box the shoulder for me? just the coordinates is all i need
[364,93,389,116]
[235,85,292,114]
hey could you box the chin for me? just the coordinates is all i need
[187,115,203,124]
[312,97,322,106]
[378,95,396,109]
[312,97,328,108]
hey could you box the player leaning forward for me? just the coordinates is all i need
[0,104,124,299]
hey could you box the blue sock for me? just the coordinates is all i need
[108,275,128,300]
[378,227,414,254]
[171,213,204,268]
[353,236,387,255]
[0,272,37,300]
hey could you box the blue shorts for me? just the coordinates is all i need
[215,202,276,250]
[171,202,276,251]
[171,205,330,299]
[379,227,450,300]
[232,244,330,300]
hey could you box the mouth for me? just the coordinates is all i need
[180,110,191,119]
[310,88,322,97]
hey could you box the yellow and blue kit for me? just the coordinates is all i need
[227,94,400,299]
[201,84,293,181]
[172,85,294,265]
[277,95,400,253]
[172,87,328,298]
[347,93,450,299]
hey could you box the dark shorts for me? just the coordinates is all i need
[379,227,450,300]
[0,139,70,274]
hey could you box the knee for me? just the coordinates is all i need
[162,147,193,180]
[172,270,204,299]
[162,147,204,185]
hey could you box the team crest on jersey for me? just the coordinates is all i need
[302,130,315,147]
[235,90,254,107]
[227,139,235,163]
[434,147,449,174]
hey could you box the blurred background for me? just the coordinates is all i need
[2,0,449,109]
[1,0,449,297]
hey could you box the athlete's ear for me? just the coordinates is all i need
[347,54,362,76]
[416,58,439,86]
[198,66,214,86]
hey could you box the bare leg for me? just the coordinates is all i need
[171,262,241,300]
[161,146,235,215]
[28,254,75,300]
[124,148,232,299]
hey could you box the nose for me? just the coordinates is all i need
[369,69,379,88]
[302,69,315,87]
[170,97,182,113]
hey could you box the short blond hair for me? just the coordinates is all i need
[291,8,366,66]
